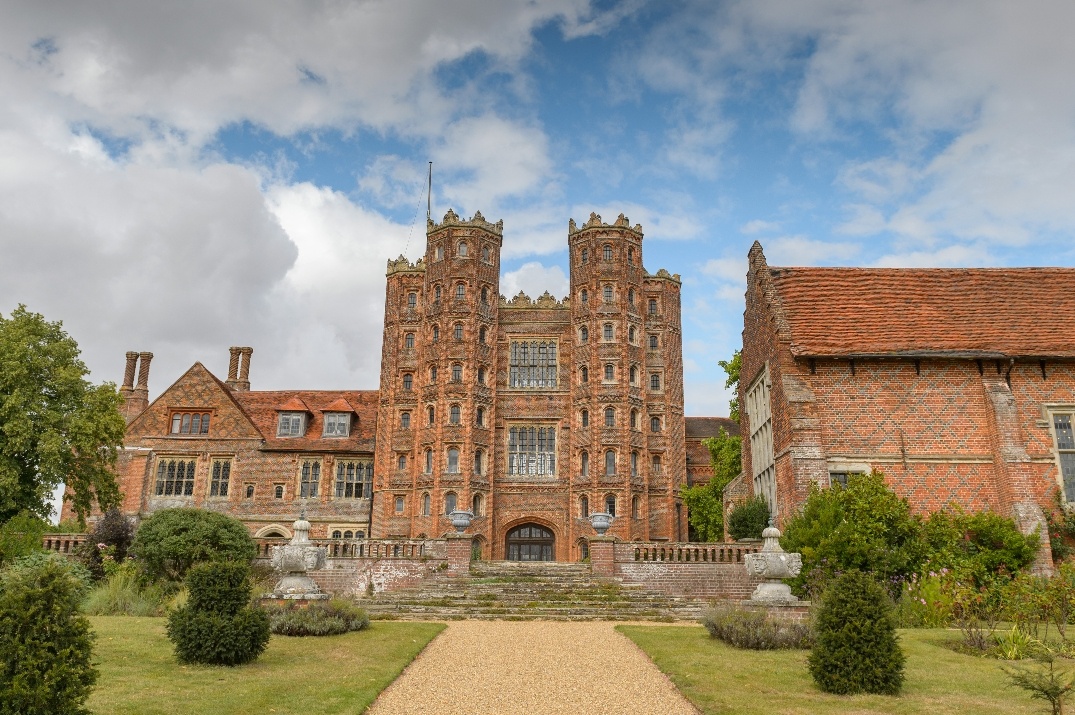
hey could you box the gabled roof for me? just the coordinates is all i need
[685,417,739,439]
[233,390,378,452]
[754,245,1075,358]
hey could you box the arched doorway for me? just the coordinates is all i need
[505,524,555,561]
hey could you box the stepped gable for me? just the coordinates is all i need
[768,265,1075,358]
[232,389,378,452]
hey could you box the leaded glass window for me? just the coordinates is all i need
[210,459,230,497]
[277,412,305,437]
[323,412,350,437]
[300,460,320,498]
[335,460,372,499]
[447,448,460,473]
[155,458,196,496]
[1054,413,1075,501]
[509,341,558,388]
[445,491,458,514]
[507,426,557,476]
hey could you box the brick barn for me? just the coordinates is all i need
[734,241,1075,570]
[73,211,709,561]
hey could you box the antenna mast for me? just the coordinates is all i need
[426,161,432,223]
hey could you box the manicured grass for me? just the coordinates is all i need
[619,625,1043,715]
[87,616,445,715]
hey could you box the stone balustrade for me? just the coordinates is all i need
[41,533,88,554]
[621,541,759,564]
[254,537,445,561]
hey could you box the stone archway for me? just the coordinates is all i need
[505,523,555,561]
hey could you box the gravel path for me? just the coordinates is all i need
[365,621,700,715]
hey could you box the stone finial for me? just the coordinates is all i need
[269,503,329,599]
[743,521,803,604]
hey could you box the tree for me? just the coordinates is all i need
[681,350,743,541]
[0,555,98,714]
[130,508,257,583]
[0,305,126,524]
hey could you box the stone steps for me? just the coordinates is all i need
[358,560,710,622]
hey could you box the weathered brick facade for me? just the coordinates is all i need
[67,211,692,561]
[736,241,1075,573]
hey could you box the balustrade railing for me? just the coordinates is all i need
[42,533,88,554]
[253,537,440,561]
[622,541,759,564]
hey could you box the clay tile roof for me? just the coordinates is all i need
[321,397,356,413]
[233,390,379,452]
[685,417,740,439]
[769,266,1075,358]
[275,396,311,412]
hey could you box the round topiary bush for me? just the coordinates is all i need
[728,495,770,541]
[809,570,905,695]
[265,599,371,637]
[131,508,256,583]
[0,555,97,714]
[167,561,269,666]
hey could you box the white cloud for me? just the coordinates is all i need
[500,262,569,301]
[740,219,780,235]
[764,235,861,266]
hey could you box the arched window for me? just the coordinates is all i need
[429,365,438,382]
[581,451,589,476]
[427,406,435,425]
[432,325,440,342]
[397,454,407,470]
[603,323,613,340]
[604,407,614,427]
[482,245,491,262]
[400,412,410,429]
[651,454,662,473]
[474,450,483,475]
[402,373,413,390]
[632,495,641,518]
[651,416,661,432]
[454,323,464,340]
[395,496,405,513]
[649,334,658,350]
[447,449,459,473]
[603,244,613,261]
[434,285,441,301]
[332,530,342,539]
[627,288,634,304]
[476,407,484,426]
[580,288,588,304]
[580,409,589,427]
[579,326,588,342]
[605,450,616,476]
[477,367,486,384]
[648,298,657,315]
[456,284,465,300]
[630,365,638,384]
[603,285,613,302]
[422,493,431,516]
[605,493,616,516]
[604,364,614,381]
[458,242,468,257]
[472,493,483,516]
[274,485,284,499]
[444,491,457,515]
[435,246,444,261]
[425,449,433,473]
[580,495,589,517]
[630,409,638,429]
[480,286,488,303]
[580,366,589,383]
[581,247,589,263]
[629,326,636,343]
[405,333,415,349]
[452,364,462,382]
[650,373,661,391]
[407,292,417,308]
[479,326,487,343]
[449,405,461,424]
[631,451,638,476]
[628,247,635,264]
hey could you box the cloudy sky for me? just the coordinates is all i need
[2,0,1073,418]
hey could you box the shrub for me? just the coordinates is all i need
[728,496,769,541]
[131,508,256,583]
[81,561,169,617]
[167,561,269,666]
[924,509,1040,583]
[266,599,370,637]
[0,556,97,714]
[809,570,905,695]
[701,603,812,650]
[0,511,50,566]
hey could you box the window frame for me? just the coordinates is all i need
[154,456,197,497]
[276,412,306,438]
[322,412,351,437]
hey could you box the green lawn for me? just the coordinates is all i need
[619,625,1045,715]
[87,616,445,715]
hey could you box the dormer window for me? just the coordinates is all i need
[323,412,350,437]
[277,412,306,437]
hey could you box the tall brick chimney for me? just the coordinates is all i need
[226,347,252,391]
[120,351,152,422]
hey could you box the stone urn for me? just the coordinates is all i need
[270,506,329,599]
[589,512,614,536]
[448,510,473,533]
[743,520,803,603]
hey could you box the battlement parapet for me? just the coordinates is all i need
[568,212,643,236]
[386,255,426,276]
[427,208,503,236]
[499,290,571,309]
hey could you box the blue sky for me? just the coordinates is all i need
[3,0,1074,421]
